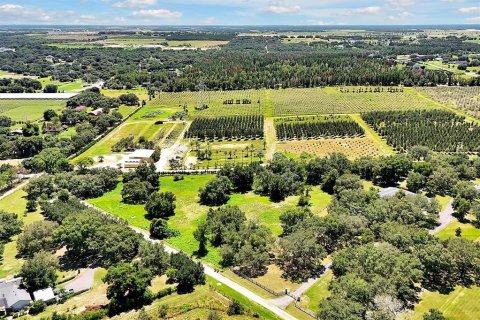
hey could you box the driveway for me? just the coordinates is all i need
[429,199,454,235]
[64,268,95,293]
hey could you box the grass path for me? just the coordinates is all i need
[349,114,395,155]
[264,118,276,161]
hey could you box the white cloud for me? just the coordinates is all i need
[0,4,52,21]
[388,11,412,20]
[113,0,157,8]
[342,6,381,15]
[264,5,301,14]
[466,16,480,22]
[131,9,183,19]
[458,7,480,13]
[386,0,415,6]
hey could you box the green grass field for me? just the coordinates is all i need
[102,87,149,101]
[407,286,480,320]
[39,77,85,92]
[436,218,480,242]
[0,188,43,279]
[87,175,333,266]
[0,100,65,121]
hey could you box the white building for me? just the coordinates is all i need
[33,287,55,303]
[124,149,155,169]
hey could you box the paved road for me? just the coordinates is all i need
[429,199,454,235]
[64,268,95,293]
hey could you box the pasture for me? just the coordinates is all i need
[0,99,65,121]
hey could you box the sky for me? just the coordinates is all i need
[0,0,480,26]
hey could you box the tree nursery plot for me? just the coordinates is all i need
[275,115,364,140]
[185,115,264,140]
[362,109,480,152]
[277,137,386,159]
[270,87,438,116]
[418,86,480,119]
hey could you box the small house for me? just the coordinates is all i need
[124,149,155,169]
[0,278,32,314]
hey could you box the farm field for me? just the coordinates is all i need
[165,40,230,48]
[417,87,480,119]
[406,286,480,320]
[0,99,65,121]
[38,77,86,92]
[270,87,438,116]
[148,87,442,118]
[277,137,387,159]
[0,188,43,279]
[76,101,177,160]
[102,87,149,101]
[77,120,165,160]
[155,90,266,117]
[0,70,37,79]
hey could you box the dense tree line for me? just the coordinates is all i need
[363,110,480,152]
[275,117,364,140]
[0,78,42,93]
[1,33,475,93]
[185,115,264,140]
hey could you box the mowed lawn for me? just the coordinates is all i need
[0,188,43,279]
[436,219,480,242]
[0,100,65,121]
[88,175,333,266]
[408,286,480,320]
